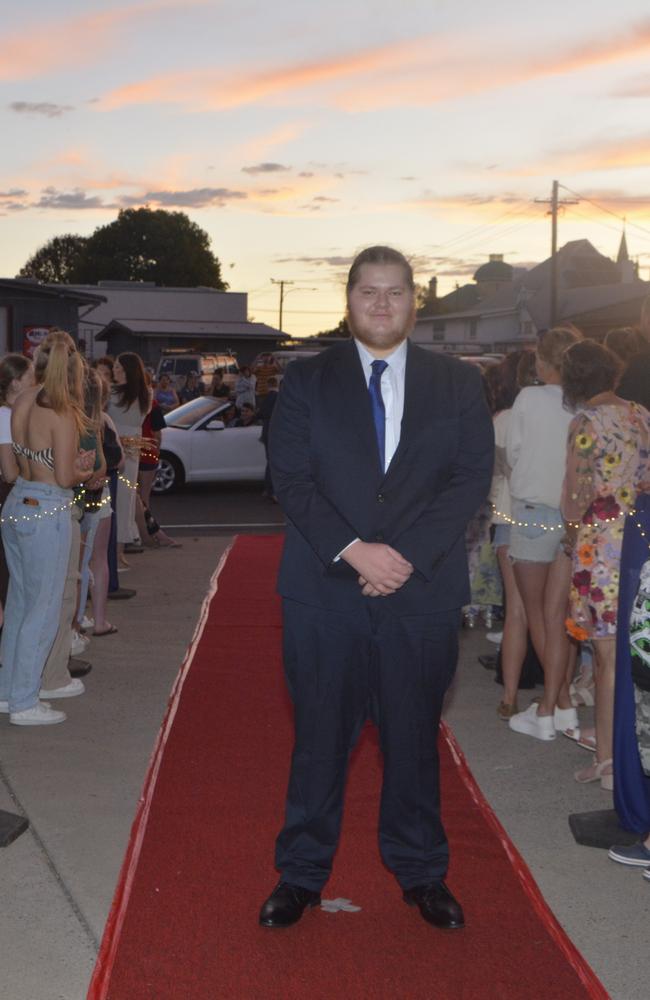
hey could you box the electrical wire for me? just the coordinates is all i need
[559,183,650,242]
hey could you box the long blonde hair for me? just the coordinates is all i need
[33,330,88,435]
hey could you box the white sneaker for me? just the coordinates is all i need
[1,700,51,713]
[486,631,503,645]
[78,616,94,632]
[39,678,85,699]
[509,702,556,741]
[554,705,579,733]
[71,631,89,656]
[10,702,66,726]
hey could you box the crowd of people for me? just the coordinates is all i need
[2,318,649,879]
[0,341,284,729]
[470,321,650,878]
[0,337,191,725]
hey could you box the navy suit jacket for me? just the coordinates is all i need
[269,339,494,615]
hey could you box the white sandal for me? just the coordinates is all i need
[574,758,613,790]
[570,679,595,707]
[563,727,597,752]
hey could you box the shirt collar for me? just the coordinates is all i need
[354,337,408,375]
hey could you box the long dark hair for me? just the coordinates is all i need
[0,354,32,406]
[561,340,622,410]
[488,350,534,413]
[113,352,150,413]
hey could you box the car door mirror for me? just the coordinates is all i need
[205,419,225,430]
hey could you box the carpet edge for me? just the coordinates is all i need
[441,722,611,1000]
[86,540,236,1000]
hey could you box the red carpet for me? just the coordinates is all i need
[89,535,609,1000]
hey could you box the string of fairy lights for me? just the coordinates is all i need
[491,503,650,555]
[0,474,138,524]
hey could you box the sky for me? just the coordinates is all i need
[2,0,650,338]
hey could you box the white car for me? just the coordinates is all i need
[152,397,267,494]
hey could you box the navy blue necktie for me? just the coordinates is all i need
[368,359,388,471]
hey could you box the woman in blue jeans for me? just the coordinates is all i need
[0,331,95,726]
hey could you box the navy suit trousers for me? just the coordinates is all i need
[275,598,460,892]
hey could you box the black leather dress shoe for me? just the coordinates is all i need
[259,882,321,928]
[403,882,465,929]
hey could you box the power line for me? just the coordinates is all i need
[559,183,650,242]
[428,201,536,253]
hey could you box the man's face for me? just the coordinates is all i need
[346,262,415,356]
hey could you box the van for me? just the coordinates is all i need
[156,352,239,391]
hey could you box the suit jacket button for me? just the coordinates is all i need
[377,493,385,503]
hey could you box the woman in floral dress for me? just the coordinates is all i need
[561,340,650,789]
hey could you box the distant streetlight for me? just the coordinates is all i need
[270,280,317,332]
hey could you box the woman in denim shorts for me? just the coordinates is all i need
[506,327,582,742]
[0,332,95,726]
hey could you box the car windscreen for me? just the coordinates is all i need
[165,397,225,428]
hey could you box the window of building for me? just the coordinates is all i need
[468,318,478,339]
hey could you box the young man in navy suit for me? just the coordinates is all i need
[260,246,494,929]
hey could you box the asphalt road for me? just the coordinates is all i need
[152,481,285,534]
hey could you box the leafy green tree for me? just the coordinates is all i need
[316,317,350,339]
[19,234,88,283]
[73,208,227,288]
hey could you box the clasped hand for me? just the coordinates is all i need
[341,540,413,597]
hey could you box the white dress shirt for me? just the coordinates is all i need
[336,339,408,560]
[354,338,407,472]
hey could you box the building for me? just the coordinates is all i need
[62,282,287,365]
[0,278,105,356]
[413,238,650,354]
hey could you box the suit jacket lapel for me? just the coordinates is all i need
[331,340,384,473]
[383,339,426,477]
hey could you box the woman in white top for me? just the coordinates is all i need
[506,327,581,742]
[106,353,151,568]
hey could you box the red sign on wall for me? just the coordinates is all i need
[23,325,54,359]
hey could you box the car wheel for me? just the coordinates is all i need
[153,453,185,494]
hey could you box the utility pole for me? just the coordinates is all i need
[270,279,294,333]
[535,180,578,327]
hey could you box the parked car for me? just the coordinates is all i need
[155,352,239,392]
[152,396,266,494]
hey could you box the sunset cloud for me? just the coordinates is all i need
[0,1,206,81]
[37,187,105,210]
[9,101,74,118]
[241,163,292,175]
[120,187,247,208]
[510,133,650,176]
[97,20,650,116]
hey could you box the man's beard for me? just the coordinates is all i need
[347,313,414,353]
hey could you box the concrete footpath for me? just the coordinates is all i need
[0,536,648,1000]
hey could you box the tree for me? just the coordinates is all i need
[316,317,350,339]
[73,208,227,288]
[19,234,88,283]
[18,208,228,289]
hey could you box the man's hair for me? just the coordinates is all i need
[346,246,415,293]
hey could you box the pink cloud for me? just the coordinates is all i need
[97,21,650,115]
[0,2,205,81]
